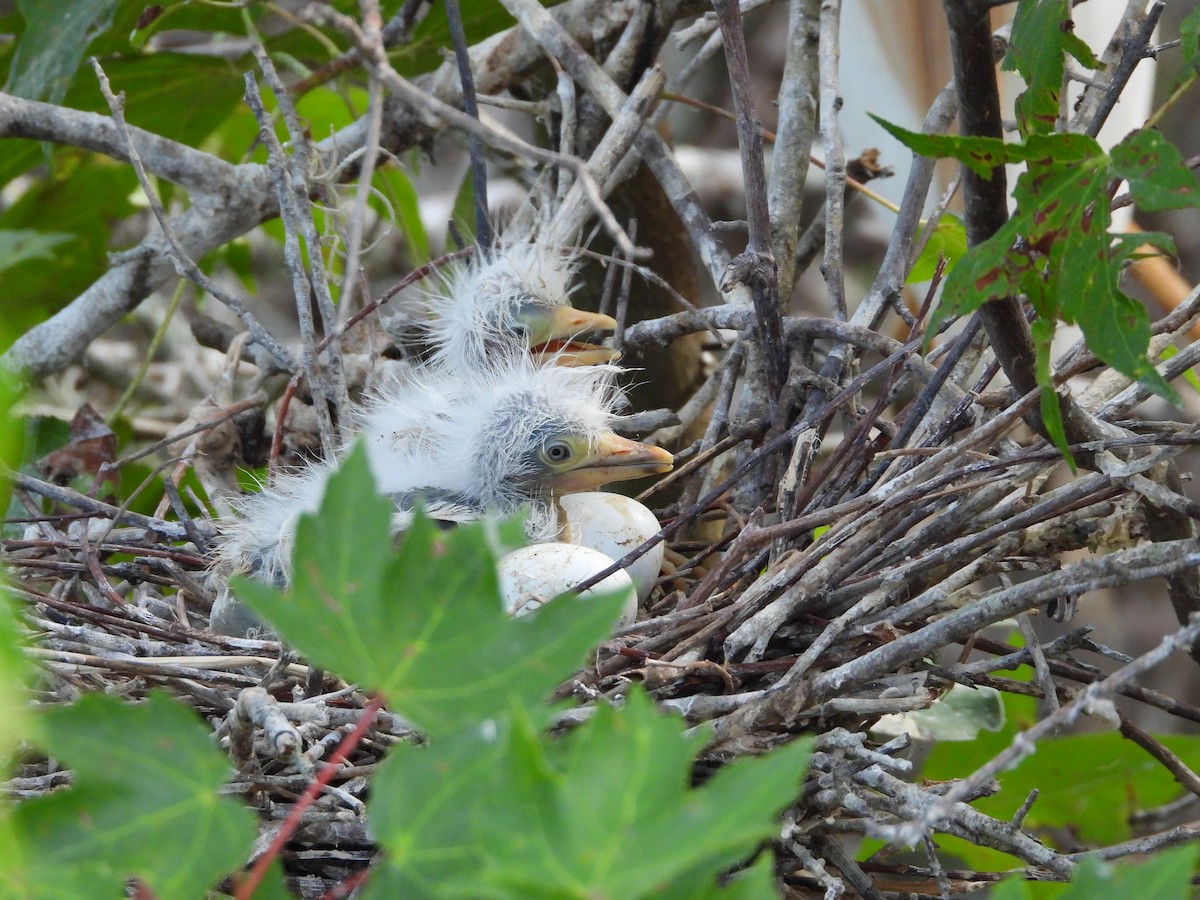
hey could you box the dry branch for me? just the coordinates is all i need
[6,2,1200,895]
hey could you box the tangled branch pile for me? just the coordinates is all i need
[5,0,1200,896]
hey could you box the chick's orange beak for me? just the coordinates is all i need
[549,433,674,494]
[530,307,620,366]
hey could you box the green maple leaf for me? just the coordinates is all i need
[364,690,810,898]
[362,721,506,897]
[937,130,1189,405]
[871,116,1095,178]
[1111,129,1200,209]
[907,214,968,284]
[10,692,258,900]
[472,690,811,898]
[1004,0,1099,135]
[1175,7,1200,88]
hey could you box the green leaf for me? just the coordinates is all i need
[448,168,478,248]
[926,731,1200,846]
[112,0,255,54]
[1160,345,1200,395]
[1111,129,1200,212]
[991,874,1037,900]
[1004,0,1099,135]
[377,166,432,266]
[0,142,43,193]
[0,159,138,347]
[241,860,296,900]
[1062,233,1175,402]
[1177,7,1200,85]
[871,115,1095,177]
[920,128,1188,456]
[657,854,780,899]
[4,413,67,538]
[1034,332,1073,464]
[872,115,1009,178]
[873,684,1005,742]
[65,53,247,149]
[219,240,257,293]
[0,230,73,275]
[294,84,368,138]
[363,722,509,897]
[231,443,629,737]
[0,588,34,774]
[471,690,811,897]
[6,0,121,103]
[907,214,967,284]
[11,691,257,899]
[877,125,1199,431]
[365,693,809,897]
[392,1,517,78]
[3,51,246,191]
[1060,845,1197,900]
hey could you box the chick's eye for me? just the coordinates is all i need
[544,441,573,464]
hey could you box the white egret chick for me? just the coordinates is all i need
[213,354,673,589]
[423,239,618,370]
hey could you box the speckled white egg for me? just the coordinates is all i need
[558,493,665,602]
[498,542,638,626]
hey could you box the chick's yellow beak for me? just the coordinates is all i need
[528,307,620,366]
[548,433,674,494]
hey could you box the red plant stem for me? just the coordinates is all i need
[234,694,386,899]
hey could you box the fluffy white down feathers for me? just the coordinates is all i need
[421,241,578,369]
[213,352,629,585]
[211,236,672,614]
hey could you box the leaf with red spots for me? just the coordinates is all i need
[871,115,1008,178]
[876,118,1200,458]
[1112,130,1199,211]
[1004,0,1099,136]
[870,116,1094,179]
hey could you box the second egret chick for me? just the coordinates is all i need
[423,239,618,371]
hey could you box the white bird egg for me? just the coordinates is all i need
[557,493,664,602]
[498,543,638,626]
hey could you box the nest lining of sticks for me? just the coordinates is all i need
[7,283,1200,894]
[6,1,1200,891]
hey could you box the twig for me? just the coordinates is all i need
[234,694,385,899]
[768,0,820,301]
[883,614,1200,848]
[711,0,786,408]
[88,60,296,374]
[941,2,1043,410]
[1118,713,1200,800]
[307,3,635,258]
[246,36,353,439]
[444,0,493,249]
[817,0,847,322]
[243,72,339,458]
[6,471,215,542]
[1081,1,1166,138]
[1,0,633,383]
[496,0,750,305]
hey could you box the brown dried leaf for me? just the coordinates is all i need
[37,403,117,488]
